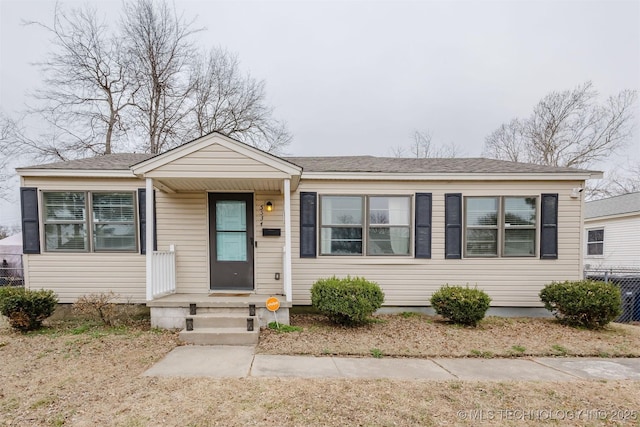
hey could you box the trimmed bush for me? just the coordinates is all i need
[311,276,384,325]
[0,287,58,331]
[539,280,621,329]
[430,285,491,326]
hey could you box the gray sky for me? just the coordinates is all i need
[1,0,639,225]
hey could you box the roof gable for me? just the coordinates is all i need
[131,133,301,177]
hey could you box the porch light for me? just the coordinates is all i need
[266,201,273,212]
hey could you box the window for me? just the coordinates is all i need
[368,196,410,255]
[319,195,411,256]
[320,196,363,255]
[92,193,136,251]
[587,228,604,256]
[43,191,136,252]
[43,192,88,251]
[465,196,537,257]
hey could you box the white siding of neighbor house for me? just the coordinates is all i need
[291,179,586,307]
[584,214,640,268]
[21,177,147,303]
[144,143,290,179]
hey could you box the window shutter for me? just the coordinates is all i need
[540,193,558,259]
[138,189,157,255]
[415,193,432,258]
[300,192,317,258]
[20,187,40,254]
[445,193,462,259]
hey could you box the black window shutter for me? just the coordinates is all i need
[445,193,462,259]
[540,193,558,259]
[138,189,157,255]
[415,193,432,258]
[300,192,317,258]
[20,187,40,254]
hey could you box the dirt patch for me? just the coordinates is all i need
[1,315,640,426]
[258,314,640,358]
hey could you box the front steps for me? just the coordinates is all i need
[179,307,259,346]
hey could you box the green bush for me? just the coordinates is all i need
[539,280,621,329]
[311,276,384,325]
[430,285,491,326]
[0,287,58,332]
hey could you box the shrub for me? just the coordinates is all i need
[0,287,58,331]
[430,285,491,326]
[73,292,144,326]
[311,276,384,325]
[539,280,621,329]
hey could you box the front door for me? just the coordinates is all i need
[209,193,254,291]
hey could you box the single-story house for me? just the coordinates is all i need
[583,191,640,269]
[17,133,601,339]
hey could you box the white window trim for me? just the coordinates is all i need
[585,227,605,258]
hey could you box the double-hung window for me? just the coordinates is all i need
[368,196,410,255]
[320,196,364,255]
[43,192,88,251]
[465,196,537,257]
[319,195,411,256]
[587,229,604,256]
[43,191,137,252]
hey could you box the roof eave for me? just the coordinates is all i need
[16,168,138,178]
[300,171,603,180]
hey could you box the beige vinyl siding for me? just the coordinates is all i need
[156,191,285,295]
[144,143,290,179]
[291,179,585,307]
[584,214,640,268]
[254,193,285,295]
[155,192,208,294]
[21,177,146,303]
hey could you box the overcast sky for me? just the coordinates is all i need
[1,0,639,225]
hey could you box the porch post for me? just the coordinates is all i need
[283,178,293,302]
[145,178,154,301]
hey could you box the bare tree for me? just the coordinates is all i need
[189,47,291,153]
[483,82,637,168]
[391,130,461,158]
[24,3,133,159]
[588,161,640,199]
[5,0,291,162]
[121,0,200,154]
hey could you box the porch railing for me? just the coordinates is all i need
[151,246,176,299]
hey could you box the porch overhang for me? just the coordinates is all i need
[130,132,302,193]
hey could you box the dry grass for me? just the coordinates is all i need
[1,314,639,426]
[258,313,640,358]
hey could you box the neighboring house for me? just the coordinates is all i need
[16,133,601,331]
[583,192,640,269]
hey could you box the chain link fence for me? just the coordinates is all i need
[0,253,23,287]
[584,266,640,323]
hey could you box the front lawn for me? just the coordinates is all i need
[258,313,640,358]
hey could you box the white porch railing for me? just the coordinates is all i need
[150,246,176,299]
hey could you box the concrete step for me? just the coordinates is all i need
[179,327,259,346]
[189,306,256,315]
[190,313,255,329]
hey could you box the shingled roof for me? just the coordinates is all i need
[585,192,640,219]
[283,156,595,174]
[20,153,599,176]
[21,153,155,170]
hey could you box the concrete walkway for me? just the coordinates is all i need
[143,345,640,381]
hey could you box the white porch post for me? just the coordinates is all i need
[145,178,154,301]
[283,178,293,302]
